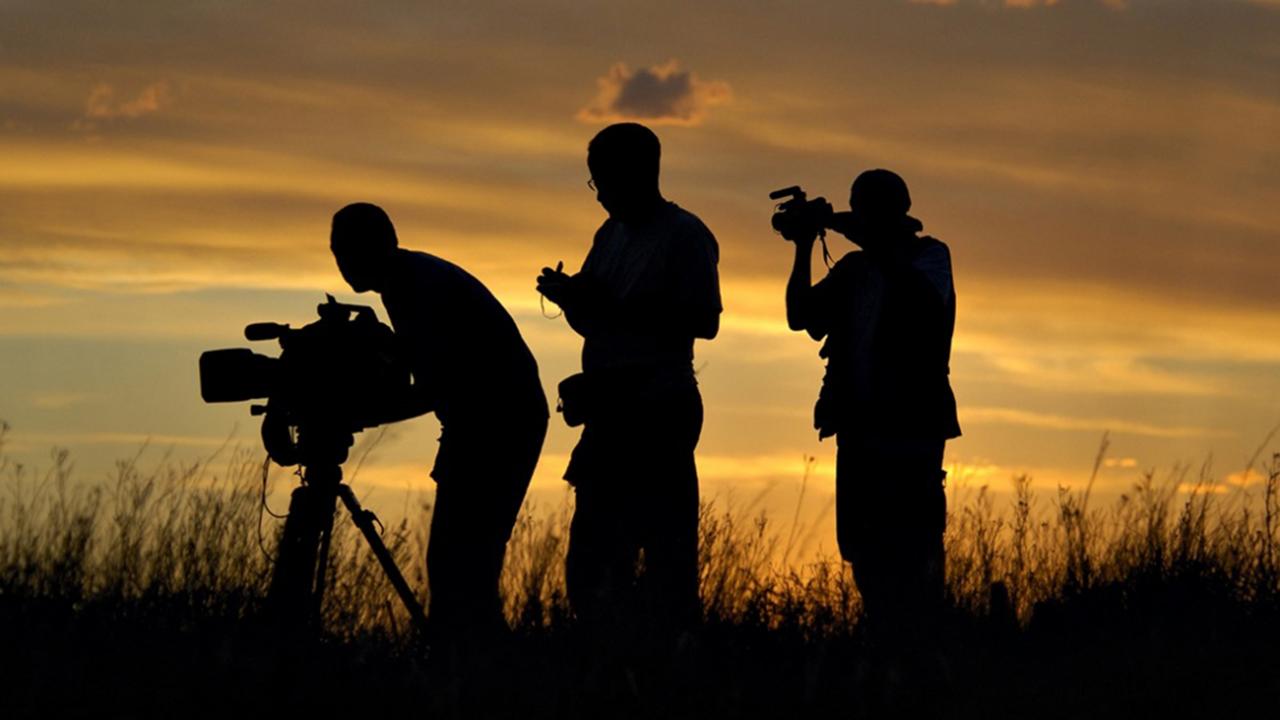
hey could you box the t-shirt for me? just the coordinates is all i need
[806,236,961,442]
[577,201,722,373]
[379,249,547,431]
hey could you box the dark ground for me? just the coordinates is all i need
[5,580,1279,720]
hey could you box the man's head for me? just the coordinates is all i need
[330,202,398,293]
[836,169,921,245]
[587,123,662,222]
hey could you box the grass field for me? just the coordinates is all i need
[3,424,1279,718]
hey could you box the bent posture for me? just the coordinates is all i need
[537,123,721,631]
[330,203,548,640]
[782,170,960,636]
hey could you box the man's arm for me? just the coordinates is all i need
[669,225,721,340]
[372,288,441,425]
[537,234,613,339]
[537,268,613,338]
[560,274,613,338]
[786,234,822,337]
[362,380,436,427]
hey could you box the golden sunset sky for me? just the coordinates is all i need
[3,0,1279,552]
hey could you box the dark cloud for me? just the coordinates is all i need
[578,60,729,126]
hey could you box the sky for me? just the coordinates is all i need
[2,0,1279,556]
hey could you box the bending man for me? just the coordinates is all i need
[330,202,549,641]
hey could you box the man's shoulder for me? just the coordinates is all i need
[917,235,950,253]
[389,249,485,295]
[591,219,617,244]
[396,248,449,274]
[665,202,715,241]
[913,236,953,270]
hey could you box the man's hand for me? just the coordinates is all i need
[780,227,819,245]
[536,262,574,308]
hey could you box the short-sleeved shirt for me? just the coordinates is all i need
[807,236,961,442]
[379,249,548,433]
[578,201,721,374]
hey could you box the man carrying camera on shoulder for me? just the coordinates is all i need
[776,169,960,641]
[329,202,549,645]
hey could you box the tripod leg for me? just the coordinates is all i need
[337,484,430,638]
[311,491,338,623]
[268,484,323,630]
[268,479,339,633]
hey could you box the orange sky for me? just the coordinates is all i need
[3,0,1279,558]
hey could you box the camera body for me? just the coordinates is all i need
[199,295,411,466]
[770,186,835,240]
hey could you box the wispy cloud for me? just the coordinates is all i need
[29,392,97,410]
[963,406,1226,439]
[84,81,171,120]
[578,60,730,127]
[910,0,1127,7]
[1226,468,1268,487]
[5,431,231,451]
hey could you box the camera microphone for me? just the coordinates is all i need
[245,323,290,341]
[769,185,803,201]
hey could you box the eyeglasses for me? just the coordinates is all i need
[587,178,596,192]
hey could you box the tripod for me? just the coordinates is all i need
[265,426,428,637]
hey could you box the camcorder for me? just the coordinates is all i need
[770,186,836,240]
[198,295,410,467]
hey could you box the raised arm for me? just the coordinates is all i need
[786,235,819,335]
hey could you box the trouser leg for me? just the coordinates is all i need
[836,441,947,632]
[564,381,703,630]
[636,391,703,629]
[426,423,543,635]
[566,477,641,625]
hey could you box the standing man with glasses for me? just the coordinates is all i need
[536,123,722,636]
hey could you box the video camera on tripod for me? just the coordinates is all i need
[199,294,409,467]
[198,295,428,638]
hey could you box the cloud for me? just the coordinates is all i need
[29,392,97,410]
[578,60,730,126]
[1104,457,1139,468]
[909,0,1129,7]
[1226,468,1268,487]
[962,406,1226,439]
[84,81,171,119]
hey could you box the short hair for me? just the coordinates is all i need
[331,202,398,251]
[849,169,912,219]
[587,123,661,180]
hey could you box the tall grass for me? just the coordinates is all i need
[4,420,1278,640]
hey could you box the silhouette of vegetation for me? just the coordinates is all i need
[3,422,1279,717]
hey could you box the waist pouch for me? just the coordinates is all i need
[557,373,593,427]
[558,366,695,428]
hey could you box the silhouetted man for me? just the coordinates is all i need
[330,202,549,641]
[781,170,960,637]
[537,123,721,632]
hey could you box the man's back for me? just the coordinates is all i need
[810,236,960,441]
[380,249,546,428]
